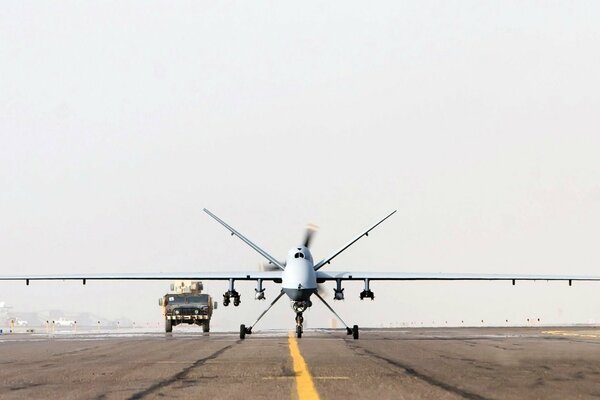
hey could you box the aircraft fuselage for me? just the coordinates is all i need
[282,246,317,301]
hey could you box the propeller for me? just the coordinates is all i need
[317,282,328,296]
[303,223,319,248]
[260,223,326,297]
[302,223,327,295]
[259,260,282,272]
[259,224,320,272]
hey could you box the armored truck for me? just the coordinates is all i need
[159,281,215,333]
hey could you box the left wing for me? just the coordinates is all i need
[313,210,397,271]
[316,271,600,283]
[0,271,282,284]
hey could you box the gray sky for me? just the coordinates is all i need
[1,1,600,330]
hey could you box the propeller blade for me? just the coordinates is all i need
[259,261,285,272]
[317,283,327,296]
[303,223,319,248]
[259,222,318,271]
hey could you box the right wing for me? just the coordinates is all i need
[0,271,282,284]
[316,271,600,283]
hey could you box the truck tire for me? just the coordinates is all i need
[240,324,246,340]
[165,319,172,333]
[202,322,210,333]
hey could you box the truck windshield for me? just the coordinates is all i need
[167,295,209,304]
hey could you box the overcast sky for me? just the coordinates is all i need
[1,1,600,330]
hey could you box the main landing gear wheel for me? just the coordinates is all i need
[240,324,252,340]
[296,325,302,338]
[352,325,359,340]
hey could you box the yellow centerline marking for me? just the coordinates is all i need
[288,333,321,400]
[262,376,349,380]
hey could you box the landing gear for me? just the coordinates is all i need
[238,291,359,340]
[295,311,304,339]
[239,291,286,340]
[239,323,252,339]
[314,292,360,340]
[292,300,311,313]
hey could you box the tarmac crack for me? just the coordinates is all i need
[346,342,492,400]
[125,341,239,400]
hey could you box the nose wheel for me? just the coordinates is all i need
[295,312,304,338]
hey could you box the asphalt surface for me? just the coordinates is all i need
[1,327,600,399]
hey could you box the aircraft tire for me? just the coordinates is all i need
[352,325,359,340]
[240,324,246,340]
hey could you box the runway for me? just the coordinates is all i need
[1,327,600,399]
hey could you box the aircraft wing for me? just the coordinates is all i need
[0,271,282,283]
[313,210,397,271]
[316,271,600,282]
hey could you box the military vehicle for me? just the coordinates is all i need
[159,281,216,333]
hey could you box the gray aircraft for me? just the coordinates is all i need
[2,209,600,339]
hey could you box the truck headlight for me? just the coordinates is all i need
[195,310,199,314]
[175,310,180,315]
